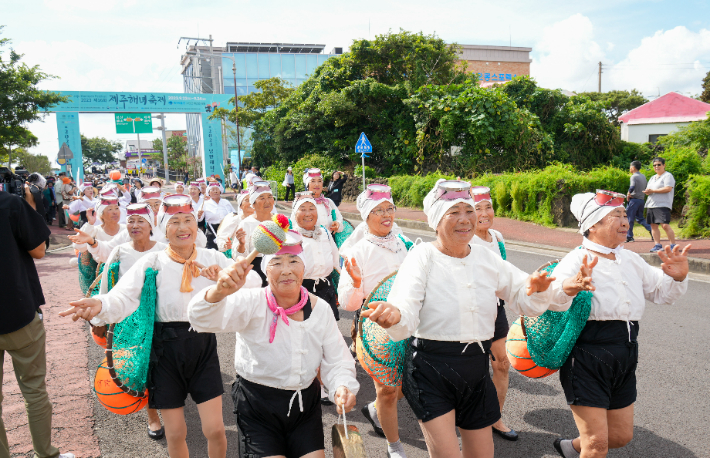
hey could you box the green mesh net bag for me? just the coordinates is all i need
[78,251,99,295]
[333,219,355,249]
[356,272,409,386]
[223,248,233,259]
[521,257,592,370]
[105,267,158,397]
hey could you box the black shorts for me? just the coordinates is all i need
[232,375,324,458]
[560,320,639,410]
[302,277,339,320]
[148,322,224,409]
[646,207,671,224]
[401,338,501,430]
[492,302,509,341]
[252,256,268,287]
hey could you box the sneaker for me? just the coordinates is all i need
[361,402,385,437]
[387,440,408,458]
[59,454,76,458]
[626,237,634,243]
[649,244,663,253]
[670,244,677,250]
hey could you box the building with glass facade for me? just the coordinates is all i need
[180,42,341,166]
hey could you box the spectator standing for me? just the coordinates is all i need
[251,166,261,178]
[55,176,66,229]
[326,170,347,207]
[184,171,189,184]
[644,157,677,252]
[230,168,240,192]
[282,167,295,201]
[0,191,75,458]
[625,161,652,243]
[43,180,57,225]
[59,176,76,230]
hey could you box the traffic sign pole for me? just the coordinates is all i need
[355,132,373,191]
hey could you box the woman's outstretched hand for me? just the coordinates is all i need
[68,228,94,245]
[361,301,401,328]
[59,298,103,322]
[526,271,556,296]
[658,244,691,282]
[562,254,598,296]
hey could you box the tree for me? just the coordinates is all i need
[577,89,648,126]
[13,147,51,175]
[211,77,294,128]
[153,136,188,172]
[0,26,67,166]
[80,135,122,167]
[701,70,710,104]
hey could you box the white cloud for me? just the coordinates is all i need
[531,14,606,92]
[606,26,710,98]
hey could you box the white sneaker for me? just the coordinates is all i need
[387,440,408,458]
[59,454,76,458]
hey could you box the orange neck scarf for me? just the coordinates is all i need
[165,244,200,292]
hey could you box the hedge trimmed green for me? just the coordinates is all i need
[262,153,343,198]
[680,175,710,238]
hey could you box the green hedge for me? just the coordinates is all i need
[389,171,456,208]
[680,175,710,238]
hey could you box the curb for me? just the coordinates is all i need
[276,203,710,275]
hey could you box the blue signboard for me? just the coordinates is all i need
[48,91,232,114]
[355,132,372,157]
[55,112,83,179]
[201,112,224,178]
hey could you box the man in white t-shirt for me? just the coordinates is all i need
[643,157,676,252]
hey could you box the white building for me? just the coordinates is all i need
[619,92,710,144]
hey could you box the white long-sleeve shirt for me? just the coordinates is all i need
[203,198,234,226]
[315,197,344,233]
[471,229,504,259]
[299,228,340,281]
[87,227,207,263]
[234,215,263,260]
[550,247,688,321]
[337,235,409,312]
[73,223,125,257]
[93,247,261,324]
[188,287,359,403]
[215,213,242,252]
[386,242,572,343]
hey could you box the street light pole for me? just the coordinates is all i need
[154,114,169,181]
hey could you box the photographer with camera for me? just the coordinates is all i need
[0,190,75,458]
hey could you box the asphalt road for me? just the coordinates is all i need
[89,227,710,458]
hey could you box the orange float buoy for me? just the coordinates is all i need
[93,358,148,415]
[91,326,107,349]
[109,170,122,181]
[506,319,557,379]
[69,213,80,222]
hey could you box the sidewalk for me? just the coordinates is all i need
[3,224,100,457]
[328,201,710,272]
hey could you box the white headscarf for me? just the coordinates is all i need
[95,196,120,223]
[571,192,619,235]
[356,187,395,221]
[126,204,156,230]
[249,182,273,204]
[302,168,322,189]
[236,190,250,216]
[156,203,198,236]
[423,179,474,231]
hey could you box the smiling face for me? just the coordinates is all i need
[367,201,395,237]
[588,207,629,249]
[165,213,197,248]
[474,200,495,233]
[127,215,152,242]
[307,177,324,197]
[101,205,121,225]
[295,202,318,231]
[199,183,208,194]
[208,186,221,201]
[188,187,200,200]
[175,185,184,194]
[653,160,666,176]
[146,199,162,214]
[266,254,305,297]
[253,193,275,214]
[437,202,476,247]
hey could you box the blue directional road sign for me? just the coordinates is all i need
[355,132,372,157]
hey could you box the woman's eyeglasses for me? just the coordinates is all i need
[371,206,396,216]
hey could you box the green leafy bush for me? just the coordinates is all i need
[680,175,710,238]
[355,165,377,178]
[262,153,343,198]
[640,145,702,213]
[388,171,456,208]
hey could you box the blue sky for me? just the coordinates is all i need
[3,0,709,163]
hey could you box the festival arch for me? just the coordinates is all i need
[46,91,232,180]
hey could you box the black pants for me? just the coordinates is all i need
[56,204,67,227]
[205,223,219,250]
[251,256,268,287]
[302,278,339,320]
[284,184,295,201]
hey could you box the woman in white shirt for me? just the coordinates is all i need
[188,231,358,458]
[291,191,341,319]
[233,181,276,286]
[215,190,253,252]
[67,181,97,226]
[337,184,412,458]
[203,182,233,249]
[302,168,343,233]
[469,186,517,442]
[62,195,259,458]
[549,191,689,458]
[363,180,595,458]
[94,203,167,441]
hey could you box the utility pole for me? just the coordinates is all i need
[154,114,169,181]
[598,61,603,93]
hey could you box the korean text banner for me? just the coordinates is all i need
[47,91,233,113]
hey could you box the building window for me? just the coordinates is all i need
[648,134,667,144]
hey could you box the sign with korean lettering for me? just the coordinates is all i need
[47,91,232,114]
[55,112,83,179]
[115,113,153,134]
[201,112,225,178]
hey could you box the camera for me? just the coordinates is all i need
[0,167,27,197]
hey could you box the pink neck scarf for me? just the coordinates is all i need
[265,286,310,343]
[314,196,330,210]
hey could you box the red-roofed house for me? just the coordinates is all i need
[619,92,710,144]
